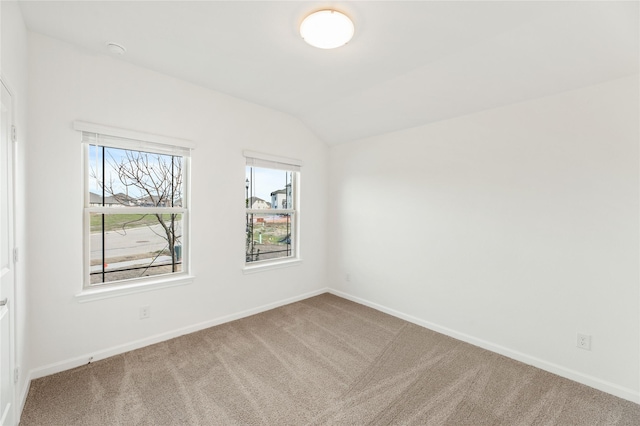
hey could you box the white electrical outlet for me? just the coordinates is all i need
[346,273,351,282]
[140,306,151,320]
[577,333,591,350]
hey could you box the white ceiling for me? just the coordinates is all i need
[18,1,639,145]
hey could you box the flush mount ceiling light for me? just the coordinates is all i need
[300,10,354,49]
[106,42,126,55]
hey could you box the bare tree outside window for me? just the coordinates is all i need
[89,145,185,284]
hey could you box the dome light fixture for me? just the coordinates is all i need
[300,10,354,49]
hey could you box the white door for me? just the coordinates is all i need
[0,81,16,426]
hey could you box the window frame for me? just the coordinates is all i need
[76,121,194,292]
[243,150,302,272]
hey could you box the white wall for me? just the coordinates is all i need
[26,33,328,375]
[328,75,640,401]
[1,0,31,413]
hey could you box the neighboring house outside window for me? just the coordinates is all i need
[77,121,193,288]
[244,151,301,268]
[247,196,271,210]
[270,189,287,210]
[89,192,137,207]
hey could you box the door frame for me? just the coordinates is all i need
[0,76,17,426]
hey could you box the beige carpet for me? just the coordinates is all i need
[21,293,640,425]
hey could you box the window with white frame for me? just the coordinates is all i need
[244,151,301,265]
[78,122,192,287]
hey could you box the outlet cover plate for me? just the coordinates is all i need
[139,306,151,320]
[577,333,591,350]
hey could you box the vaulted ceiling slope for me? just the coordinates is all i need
[19,1,639,145]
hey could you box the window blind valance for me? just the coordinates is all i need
[243,150,302,172]
[75,121,194,156]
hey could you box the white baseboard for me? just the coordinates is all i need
[17,370,32,424]
[28,287,329,381]
[328,288,640,404]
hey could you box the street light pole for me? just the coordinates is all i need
[245,178,249,208]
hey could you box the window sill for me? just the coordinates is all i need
[76,275,194,303]
[243,258,303,274]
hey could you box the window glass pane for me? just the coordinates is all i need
[246,213,293,263]
[90,213,183,284]
[245,166,292,210]
[89,145,183,208]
